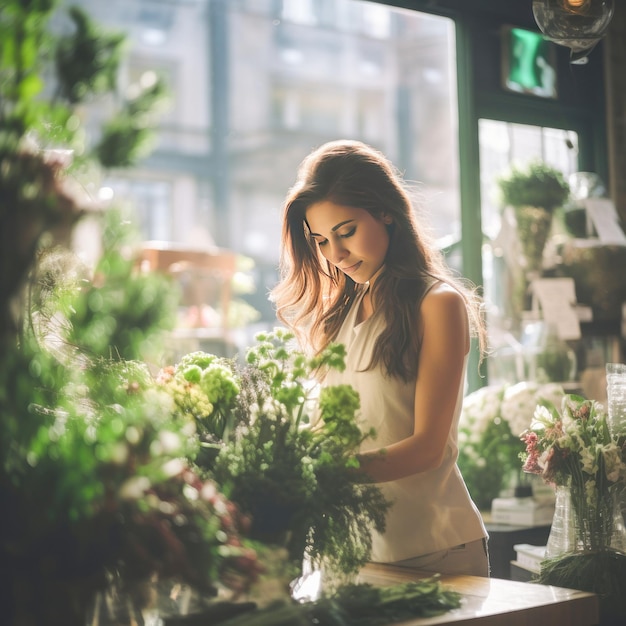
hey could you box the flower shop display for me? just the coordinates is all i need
[157,328,392,587]
[0,2,471,625]
[457,381,565,510]
[520,394,626,623]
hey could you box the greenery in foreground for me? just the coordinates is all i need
[204,577,462,626]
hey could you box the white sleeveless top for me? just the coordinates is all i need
[323,283,487,562]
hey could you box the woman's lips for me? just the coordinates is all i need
[340,261,362,274]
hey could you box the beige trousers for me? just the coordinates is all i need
[388,537,490,577]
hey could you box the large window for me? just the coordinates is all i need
[65,0,460,330]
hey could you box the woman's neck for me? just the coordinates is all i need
[356,284,373,324]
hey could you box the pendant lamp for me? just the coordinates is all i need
[532,0,614,64]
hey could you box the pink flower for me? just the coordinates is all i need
[521,431,542,474]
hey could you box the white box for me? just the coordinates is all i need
[491,497,555,526]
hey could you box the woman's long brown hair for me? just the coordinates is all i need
[271,139,486,381]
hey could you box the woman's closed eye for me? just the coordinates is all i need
[314,227,356,247]
[339,226,356,239]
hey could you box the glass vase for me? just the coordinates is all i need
[606,362,626,543]
[606,362,626,438]
[543,482,626,625]
[545,483,626,559]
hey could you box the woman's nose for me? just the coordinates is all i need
[326,240,349,265]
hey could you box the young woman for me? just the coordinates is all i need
[271,139,490,577]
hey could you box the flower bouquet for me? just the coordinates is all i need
[157,328,392,587]
[520,395,626,622]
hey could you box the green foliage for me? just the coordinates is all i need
[160,328,391,579]
[218,576,461,626]
[1,344,258,622]
[95,76,169,168]
[63,212,179,361]
[497,161,570,212]
[539,551,626,623]
[55,6,126,104]
[0,0,168,170]
[0,3,257,622]
[0,0,62,137]
[459,420,520,510]
[160,350,241,441]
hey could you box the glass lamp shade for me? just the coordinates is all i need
[532,0,614,64]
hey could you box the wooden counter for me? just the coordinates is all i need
[357,563,599,625]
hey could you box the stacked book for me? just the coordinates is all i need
[513,543,546,574]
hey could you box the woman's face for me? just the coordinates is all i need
[305,200,390,285]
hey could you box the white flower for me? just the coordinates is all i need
[579,445,598,476]
[531,404,552,429]
[109,441,129,465]
[162,458,185,477]
[501,381,566,437]
[603,443,626,482]
[460,385,505,433]
[159,430,183,454]
[119,476,151,500]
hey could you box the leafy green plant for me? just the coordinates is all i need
[497,161,570,212]
[1,216,264,626]
[0,2,258,624]
[157,328,392,581]
[55,5,126,104]
[95,76,170,168]
[215,576,461,626]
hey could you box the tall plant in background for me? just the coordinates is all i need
[496,161,570,322]
[0,2,261,625]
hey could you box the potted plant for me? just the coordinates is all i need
[497,161,570,274]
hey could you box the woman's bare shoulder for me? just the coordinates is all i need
[421,281,464,309]
[420,281,469,351]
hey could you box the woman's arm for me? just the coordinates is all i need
[357,283,469,483]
